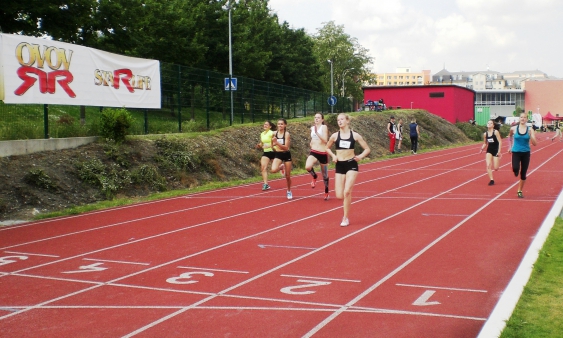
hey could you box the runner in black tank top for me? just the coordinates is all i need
[480,120,503,186]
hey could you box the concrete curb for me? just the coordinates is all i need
[0,136,98,157]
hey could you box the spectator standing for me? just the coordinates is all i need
[387,116,396,154]
[552,120,562,142]
[395,118,404,153]
[409,117,420,154]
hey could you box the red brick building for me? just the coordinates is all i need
[363,85,475,124]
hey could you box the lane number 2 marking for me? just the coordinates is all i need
[62,262,108,274]
[280,279,331,295]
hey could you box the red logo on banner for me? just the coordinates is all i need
[15,67,76,97]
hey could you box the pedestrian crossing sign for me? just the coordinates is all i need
[224,78,237,91]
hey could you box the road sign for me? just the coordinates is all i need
[225,78,237,91]
[328,96,337,106]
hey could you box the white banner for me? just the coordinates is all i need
[0,33,161,108]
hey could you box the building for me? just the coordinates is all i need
[431,69,548,117]
[374,68,432,86]
[523,80,563,117]
[362,85,474,124]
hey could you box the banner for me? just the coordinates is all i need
[0,33,161,108]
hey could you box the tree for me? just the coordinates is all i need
[313,21,375,101]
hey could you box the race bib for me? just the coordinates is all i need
[487,139,494,143]
[339,140,351,149]
[277,138,284,145]
[263,142,271,148]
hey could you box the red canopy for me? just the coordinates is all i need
[543,112,563,121]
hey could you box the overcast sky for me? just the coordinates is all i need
[268,0,563,78]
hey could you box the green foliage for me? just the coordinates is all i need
[455,122,487,141]
[154,138,199,171]
[75,159,131,199]
[24,169,57,191]
[131,165,167,191]
[103,141,130,167]
[100,107,134,143]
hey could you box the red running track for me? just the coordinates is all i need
[1,134,563,337]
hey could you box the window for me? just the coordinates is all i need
[429,92,445,98]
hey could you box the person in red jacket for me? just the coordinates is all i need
[387,116,396,154]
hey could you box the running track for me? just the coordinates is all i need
[1,135,563,337]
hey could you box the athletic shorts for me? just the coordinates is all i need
[309,150,328,164]
[486,147,499,157]
[274,151,292,162]
[335,158,358,174]
[262,151,275,160]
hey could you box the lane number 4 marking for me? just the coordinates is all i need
[0,255,28,266]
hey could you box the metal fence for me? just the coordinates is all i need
[0,63,355,140]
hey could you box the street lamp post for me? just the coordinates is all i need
[341,68,355,97]
[327,60,333,114]
[228,0,234,125]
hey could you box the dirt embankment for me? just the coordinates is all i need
[0,111,470,222]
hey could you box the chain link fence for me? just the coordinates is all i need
[0,63,355,140]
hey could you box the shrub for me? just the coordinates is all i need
[100,107,134,143]
[24,169,57,191]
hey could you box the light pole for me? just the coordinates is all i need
[327,60,333,114]
[341,68,355,97]
[228,0,234,125]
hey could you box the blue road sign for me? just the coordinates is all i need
[225,78,238,91]
[328,96,337,106]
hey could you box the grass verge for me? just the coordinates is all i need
[500,217,563,337]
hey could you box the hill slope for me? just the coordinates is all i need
[0,111,470,222]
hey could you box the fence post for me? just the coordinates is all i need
[206,70,210,131]
[251,79,255,123]
[144,109,148,134]
[177,64,182,132]
[43,104,49,139]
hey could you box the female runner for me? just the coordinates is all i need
[256,120,276,191]
[326,113,371,226]
[479,119,502,186]
[305,113,330,200]
[271,118,293,200]
[507,112,537,198]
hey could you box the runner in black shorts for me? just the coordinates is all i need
[479,119,502,186]
[305,113,330,200]
[325,113,370,227]
[507,113,537,198]
[271,118,293,200]
[256,120,276,191]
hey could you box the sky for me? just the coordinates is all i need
[268,0,563,78]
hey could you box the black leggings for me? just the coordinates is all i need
[410,136,418,152]
[512,151,531,180]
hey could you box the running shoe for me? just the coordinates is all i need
[286,191,293,200]
[324,193,329,201]
[517,191,523,198]
[340,218,349,227]
[488,180,495,186]
[262,183,270,191]
[311,177,316,188]
[280,165,285,177]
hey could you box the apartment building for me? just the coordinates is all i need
[375,67,431,86]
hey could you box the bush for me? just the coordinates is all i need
[100,107,134,143]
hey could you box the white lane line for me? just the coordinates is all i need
[281,274,361,283]
[303,147,563,337]
[177,266,249,274]
[82,258,150,266]
[3,251,59,258]
[121,159,490,337]
[258,244,317,250]
[422,213,470,217]
[396,283,487,293]
[12,273,104,285]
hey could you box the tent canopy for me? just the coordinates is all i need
[543,112,563,121]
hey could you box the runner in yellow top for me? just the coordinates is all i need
[256,121,276,191]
